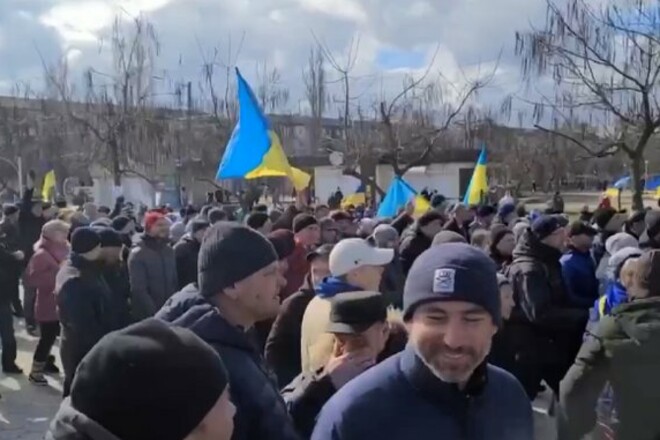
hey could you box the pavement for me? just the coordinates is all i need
[0,316,559,440]
[0,319,62,440]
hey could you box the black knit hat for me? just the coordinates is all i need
[70,319,228,440]
[71,227,101,254]
[531,215,568,240]
[111,216,132,232]
[418,211,444,227]
[293,214,318,233]
[267,229,296,260]
[592,207,617,230]
[95,227,124,248]
[208,208,227,224]
[403,243,501,326]
[2,203,18,216]
[190,219,211,235]
[246,212,271,230]
[198,222,278,297]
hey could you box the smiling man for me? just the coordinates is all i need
[312,243,532,440]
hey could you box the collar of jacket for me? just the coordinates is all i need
[315,276,363,299]
[514,229,562,263]
[140,234,169,248]
[70,253,102,272]
[400,345,488,406]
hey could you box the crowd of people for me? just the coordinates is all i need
[1,177,660,440]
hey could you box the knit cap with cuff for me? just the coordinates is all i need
[198,222,278,298]
[403,243,501,326]
[70,319,229,440]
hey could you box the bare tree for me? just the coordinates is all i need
[514,0,660,209]
[42,15,163,186]
[256,63,290,113]
[303,45,327,153]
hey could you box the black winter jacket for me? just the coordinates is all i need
[399,232,432,275]
[57,255,115,395]
[19,187,45,259]
[173,236,201,290]
[156,286,301,440]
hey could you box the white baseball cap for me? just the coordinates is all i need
[329,238,395,276]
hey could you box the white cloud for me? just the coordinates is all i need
[0,0,550,118]
[297,0,368,23]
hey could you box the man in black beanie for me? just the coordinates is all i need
[174,219,210,290]
[96,227,132,331]
[312,244,532,440]
[47,319,236,440]
[507,215,588,399]
[57,227,115,397]
[0,204,24,373]
[156,222,300,440]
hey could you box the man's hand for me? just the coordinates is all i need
[12,251,24,261]
[326,343,375,389]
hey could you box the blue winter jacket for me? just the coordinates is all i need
[311,346,533,440]
[156,285,301,440]
[561,248,599,308]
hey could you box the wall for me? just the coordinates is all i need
[375,162,474,200]
[313,166,362,204]
[90,164,156,208]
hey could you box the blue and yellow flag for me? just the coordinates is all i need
[216,69,311,191]
[42,170,56,201]
[377,177,430,218]
[463,146,488,205]
[341,183,366,208]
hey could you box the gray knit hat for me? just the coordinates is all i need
[198,222,277,297]
[403,243,501,326]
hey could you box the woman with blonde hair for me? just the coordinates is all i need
[27,219,70,385]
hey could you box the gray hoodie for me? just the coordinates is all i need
[47,399,121,440]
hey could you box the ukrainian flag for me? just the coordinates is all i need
[377,176,430,218]
[463,146,488,205]
[341,183,367,208]
[42,170,56,201]
[216,68,311,191]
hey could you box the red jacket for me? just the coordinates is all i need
[28,239,69,323]
[282,242,310,300]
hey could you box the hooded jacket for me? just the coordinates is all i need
[265,275,316,388]
[508,229,588,332]
[311,346,533,440]
[173,235,201,290]
[47,399,122,440]
[558,297,660,440]
[28,238,69,323]
[128,234,178,320]
[560,247,599,309]
[399,231,432,275]
[155,287,301,440]
[57,255,115,396]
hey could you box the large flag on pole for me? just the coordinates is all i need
[377,176,430,218]
[463,146,488,205]
[216,68,311,191]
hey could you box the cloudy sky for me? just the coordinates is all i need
[0,0,551,120]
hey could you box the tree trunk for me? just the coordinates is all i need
[630,153,644,212]
[110,138,122,187]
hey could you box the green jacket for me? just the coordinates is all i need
[557,297,660,440]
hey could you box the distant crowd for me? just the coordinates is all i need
[1,175,659,440]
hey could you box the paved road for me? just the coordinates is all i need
[0,320,62,440]
[0,316,559,439]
